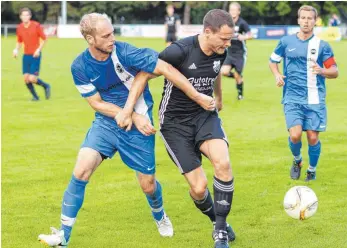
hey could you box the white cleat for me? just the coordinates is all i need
[38,227,68,247]
[155,212,174,237]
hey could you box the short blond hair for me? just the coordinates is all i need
[229,2,241,12]
[298,5,318,20]
[80,13,112,39]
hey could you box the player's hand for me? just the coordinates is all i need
[237,34,245,41]
[275,73,286,87]
[115,110,133,131]
[215,97,223,112]
[310,60,324,75]
[132,113,156,136]
[13,49,18,58]
[195,93,216,111]
[33,49,41,58]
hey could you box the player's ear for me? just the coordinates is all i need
[86,35,94,45]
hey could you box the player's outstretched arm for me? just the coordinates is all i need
[88,92,155,136]
[269,61,286,87]
[153,59,216,111]
[116,71,157,130]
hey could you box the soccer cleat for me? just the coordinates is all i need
[226,223,236,242]
[290,159,302,180]
[213,222,235,242]
[155,212,173,237]
[305,170,316,182]
[213,230,229,248]
[38,227,68,247]
[32,97,40,101]
[237,95,243,100]
[45,85,51,100]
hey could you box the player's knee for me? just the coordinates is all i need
[307,135,319,146]
[290,133,302,143]
[221,66,230,76]
[28,75,37,83]
[213,158,232,180]
[191,179,208,198]
[140,178,156,195]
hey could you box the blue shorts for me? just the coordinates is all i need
[81,119,156,175]
[22,54,41,75]
[284,103,327,132]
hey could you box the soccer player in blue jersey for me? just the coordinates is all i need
[269,5,339,181]
[38,13,215,247]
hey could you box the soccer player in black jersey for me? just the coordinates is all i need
[221,2,252,100]
[164,4,181,47]
[117,9,236,248]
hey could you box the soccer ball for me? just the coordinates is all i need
[283,186,318,220]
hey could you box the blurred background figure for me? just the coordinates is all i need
[329,13,341,26]
[164,4,181,46]
[316,15,323,26]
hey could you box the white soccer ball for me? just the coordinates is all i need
[283,186,318,220]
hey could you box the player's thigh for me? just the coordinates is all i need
[29,55,41,77]
[160,122,201,175]
[221,64,232,75]
[200,139,232,181]
[22,55,31,76]
[284,103,305,132]
[117,129,156,175]
[233,55,245,78]
[81,121,118,161]
[73,147,103,181]
[303,104,327,132]
[196,112,232,180]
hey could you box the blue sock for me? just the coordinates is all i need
[60,175,88,242]
[37,78,49,89]
[26,83,39,99]
[308,141,321,172]
[288,137,302,163]
[145,180,164,221]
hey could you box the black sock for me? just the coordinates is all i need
[26,83,39,99]
[213,176,234,231]
[236,82,243,96]
[190,188,216,223]
[37,78,49,89]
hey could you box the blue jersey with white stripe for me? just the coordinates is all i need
[270,34,335,105]
[71,41,158,125]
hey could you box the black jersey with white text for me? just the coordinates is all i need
[158,35,226,123]
[165,14,180,33]
[228,17,250,54]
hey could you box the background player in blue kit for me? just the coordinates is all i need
[269,5,339,182]
[38,13,215,247]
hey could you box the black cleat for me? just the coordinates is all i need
[213,230,229,248]
[290,159,302,180]
[226,223,235,242]
[45,85,51,100]
[31,97,39,101]
[305,170,316,182]
[237,94,243,100]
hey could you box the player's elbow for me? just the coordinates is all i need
[155,59,175,76]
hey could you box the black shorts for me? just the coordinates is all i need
[159,111,228,174]
[166,33,177,42]
[223,53,246,75]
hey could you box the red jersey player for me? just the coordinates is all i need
[13,7,51,101]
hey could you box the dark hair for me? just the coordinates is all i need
[19,7,32,16]
[203,9,234,33]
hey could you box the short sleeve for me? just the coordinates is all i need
[270,38,286,63]
[159,43,186,68]
[37,23,47,40]
[124,43,159,73]
[322,43,334,62]
[71,63,97,98]
[16,26,22,43]
[241,21,250,33]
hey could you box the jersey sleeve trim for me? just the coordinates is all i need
[270,52,282,63]
[76,84,98,97]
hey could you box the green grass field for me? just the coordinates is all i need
[2,36,347,248]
